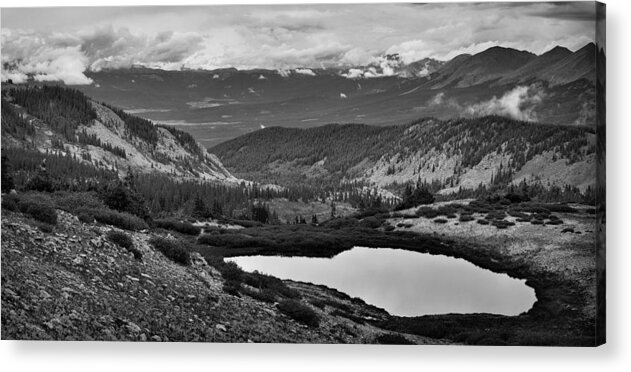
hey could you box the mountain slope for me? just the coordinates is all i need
[497,46,573,85]
[1,85,237,183]
[210,116,596,194]
[430,47,536,88]
[537,42,597,86]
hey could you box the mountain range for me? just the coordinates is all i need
[70,43,600,148]
[1,43,601,197]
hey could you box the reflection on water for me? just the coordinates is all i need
[227,247,536,317]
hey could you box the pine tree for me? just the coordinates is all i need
[1,155,15,193]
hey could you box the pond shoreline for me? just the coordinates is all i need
[227,247,537,317]
[195,222,596,345]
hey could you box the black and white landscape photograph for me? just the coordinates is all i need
[1,1,605,346]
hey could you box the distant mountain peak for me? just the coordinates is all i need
[541,46,572,57]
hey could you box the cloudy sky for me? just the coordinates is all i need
[1,1,597,84]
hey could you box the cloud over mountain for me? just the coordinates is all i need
[1,3,597,85]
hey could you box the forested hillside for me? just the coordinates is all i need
[211,116,596,199]
[1,85,236,183]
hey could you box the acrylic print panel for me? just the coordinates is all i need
[0,2,605,346]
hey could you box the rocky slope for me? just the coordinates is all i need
[0,206,446,344]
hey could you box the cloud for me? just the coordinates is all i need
[0,32,93,84]
[463,85,545,122]
[0,3,596,83]
[429,92,445,106]
[294,68,316,76]
[340,54,404,79]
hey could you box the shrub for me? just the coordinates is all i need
[154,219,201,236]
[34,221,54,233]
[459,214,475,222]
[321,217,359,229]
[434,218,448,224]
[77,211,95,223]
[84,208,149,231]
[531,219,544,225]
[504,193,530,203]
[416,206,439,218]
[310,299,327,309]
[106,230,142,260]
[54,192,104,212]
[241,288,276,303]
[1,195,19,211]
[477,219,490,225]
[277,299,320,327]
[17,196,58,225]
[360,216,382,229]
[106,230,133,248]
[491,220,513,229]
[376,333,415,345]
[547,219,563,225]
[223,280,241,296]
[219,261,245,282]
[242,270,301,299]
[384,224,396,232]
[148,236,191,266]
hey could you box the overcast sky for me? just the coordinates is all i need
[1,2,597,84]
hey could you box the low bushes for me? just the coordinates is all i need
[1,195,19,211]
[477,219,490,225]
[154,219,201,236]
[230,219,263,228]
[208,259,301,300]
[416,207,439,219]
[276,299,320,327]
[54,191,105,212]
[433,218,448,224]
[491,220,515,229]
[148,236,191,266]
[360,216,382,229]
[223,280,241,297]
[106,230,142,260]
[81,208,149,231]
[218,261,245,282]
[17,194,58,225]
[459,214,475,222]
[77,211,95,223]
[241,287,276,303]
[321,217,359,229]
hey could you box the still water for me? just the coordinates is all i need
[227,247,536,317]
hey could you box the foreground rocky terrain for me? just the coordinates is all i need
[1,207,445,344]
